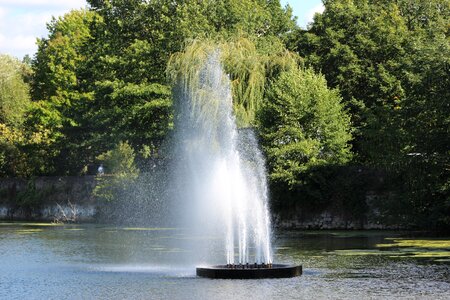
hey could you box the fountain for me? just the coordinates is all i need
[172,48,301,279]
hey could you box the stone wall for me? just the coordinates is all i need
[0,176,398,229]
[0,176,97,222]
[273,193,402,230]
[274,210,395,230]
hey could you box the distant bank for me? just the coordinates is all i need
[0,176,405,230]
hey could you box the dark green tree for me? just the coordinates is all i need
[30,1,296,175]
[83,0,296,159]
[30,9,101,174]
[291,0,449,229]
[258,66,353,208]
[291,0,410,162]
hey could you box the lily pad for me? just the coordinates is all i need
[376,239,450,249]
[409,251,450,258]
[1,222,62,227]
[332,249,402,256]
[15,228,44,234]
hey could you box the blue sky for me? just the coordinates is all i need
[282,0,324,27]
[0,0,323,59]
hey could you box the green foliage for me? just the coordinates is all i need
[168,37,298,126]
[258,67,353,189]
[271,165,373,217]
[96,141,139,176]
[0,55,31,126]
[88,81,173,151]
[85,0,297,134]
[29,9,100,175]
[29,8,172,174]
[290,0,450,229]
[27,1,296,175]
[0,104,64,177]
[32,9,99,103]
[0,55,37,177]
[0,124,26,176]
[94,141,139,202]
[4,0,446,230]
[292,0,410,161]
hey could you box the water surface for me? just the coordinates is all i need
[1,223,449,299]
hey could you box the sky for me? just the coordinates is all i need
[0,0,324,59]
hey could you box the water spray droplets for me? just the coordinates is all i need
[175,50,272,265]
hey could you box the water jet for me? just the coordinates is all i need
[170,46,301,279]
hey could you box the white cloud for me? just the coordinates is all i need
[0,34,37,58]
[0,0,87,58]
[13,11,55,32]
[0,0,86,9]
[306,3,325,25]
[3,35,36,51]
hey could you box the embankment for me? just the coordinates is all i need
[0,176,399,229]
[0,176,96,222]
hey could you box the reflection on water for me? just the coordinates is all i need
[1,223,449,299]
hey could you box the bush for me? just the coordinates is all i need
[93,141,139,202]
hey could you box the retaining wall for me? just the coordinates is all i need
[0,176,396,229]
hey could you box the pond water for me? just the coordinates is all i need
[1,222,449,299]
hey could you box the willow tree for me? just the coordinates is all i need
[167,37,298,126]
[168,37,353,213]
[28,1,296,176]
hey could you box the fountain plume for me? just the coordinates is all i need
[171,47,272,265]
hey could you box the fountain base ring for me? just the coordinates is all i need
[196,264,302,279]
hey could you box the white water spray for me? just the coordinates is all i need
[174,51,272,265]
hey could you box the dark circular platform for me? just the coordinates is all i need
[196,264,302,279]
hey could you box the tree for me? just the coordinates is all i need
[0,55,32,177]
[167,37,298,126]
[96,141,139,176]
[83,0,296,158]
[393,1,450,229]
[29,1,296,175]
[258,67,353,207]
[291,0,450,229]
[30,9,101,175]
[0,55,31,126]
[94,141,139,202]
[291,0,410,163]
